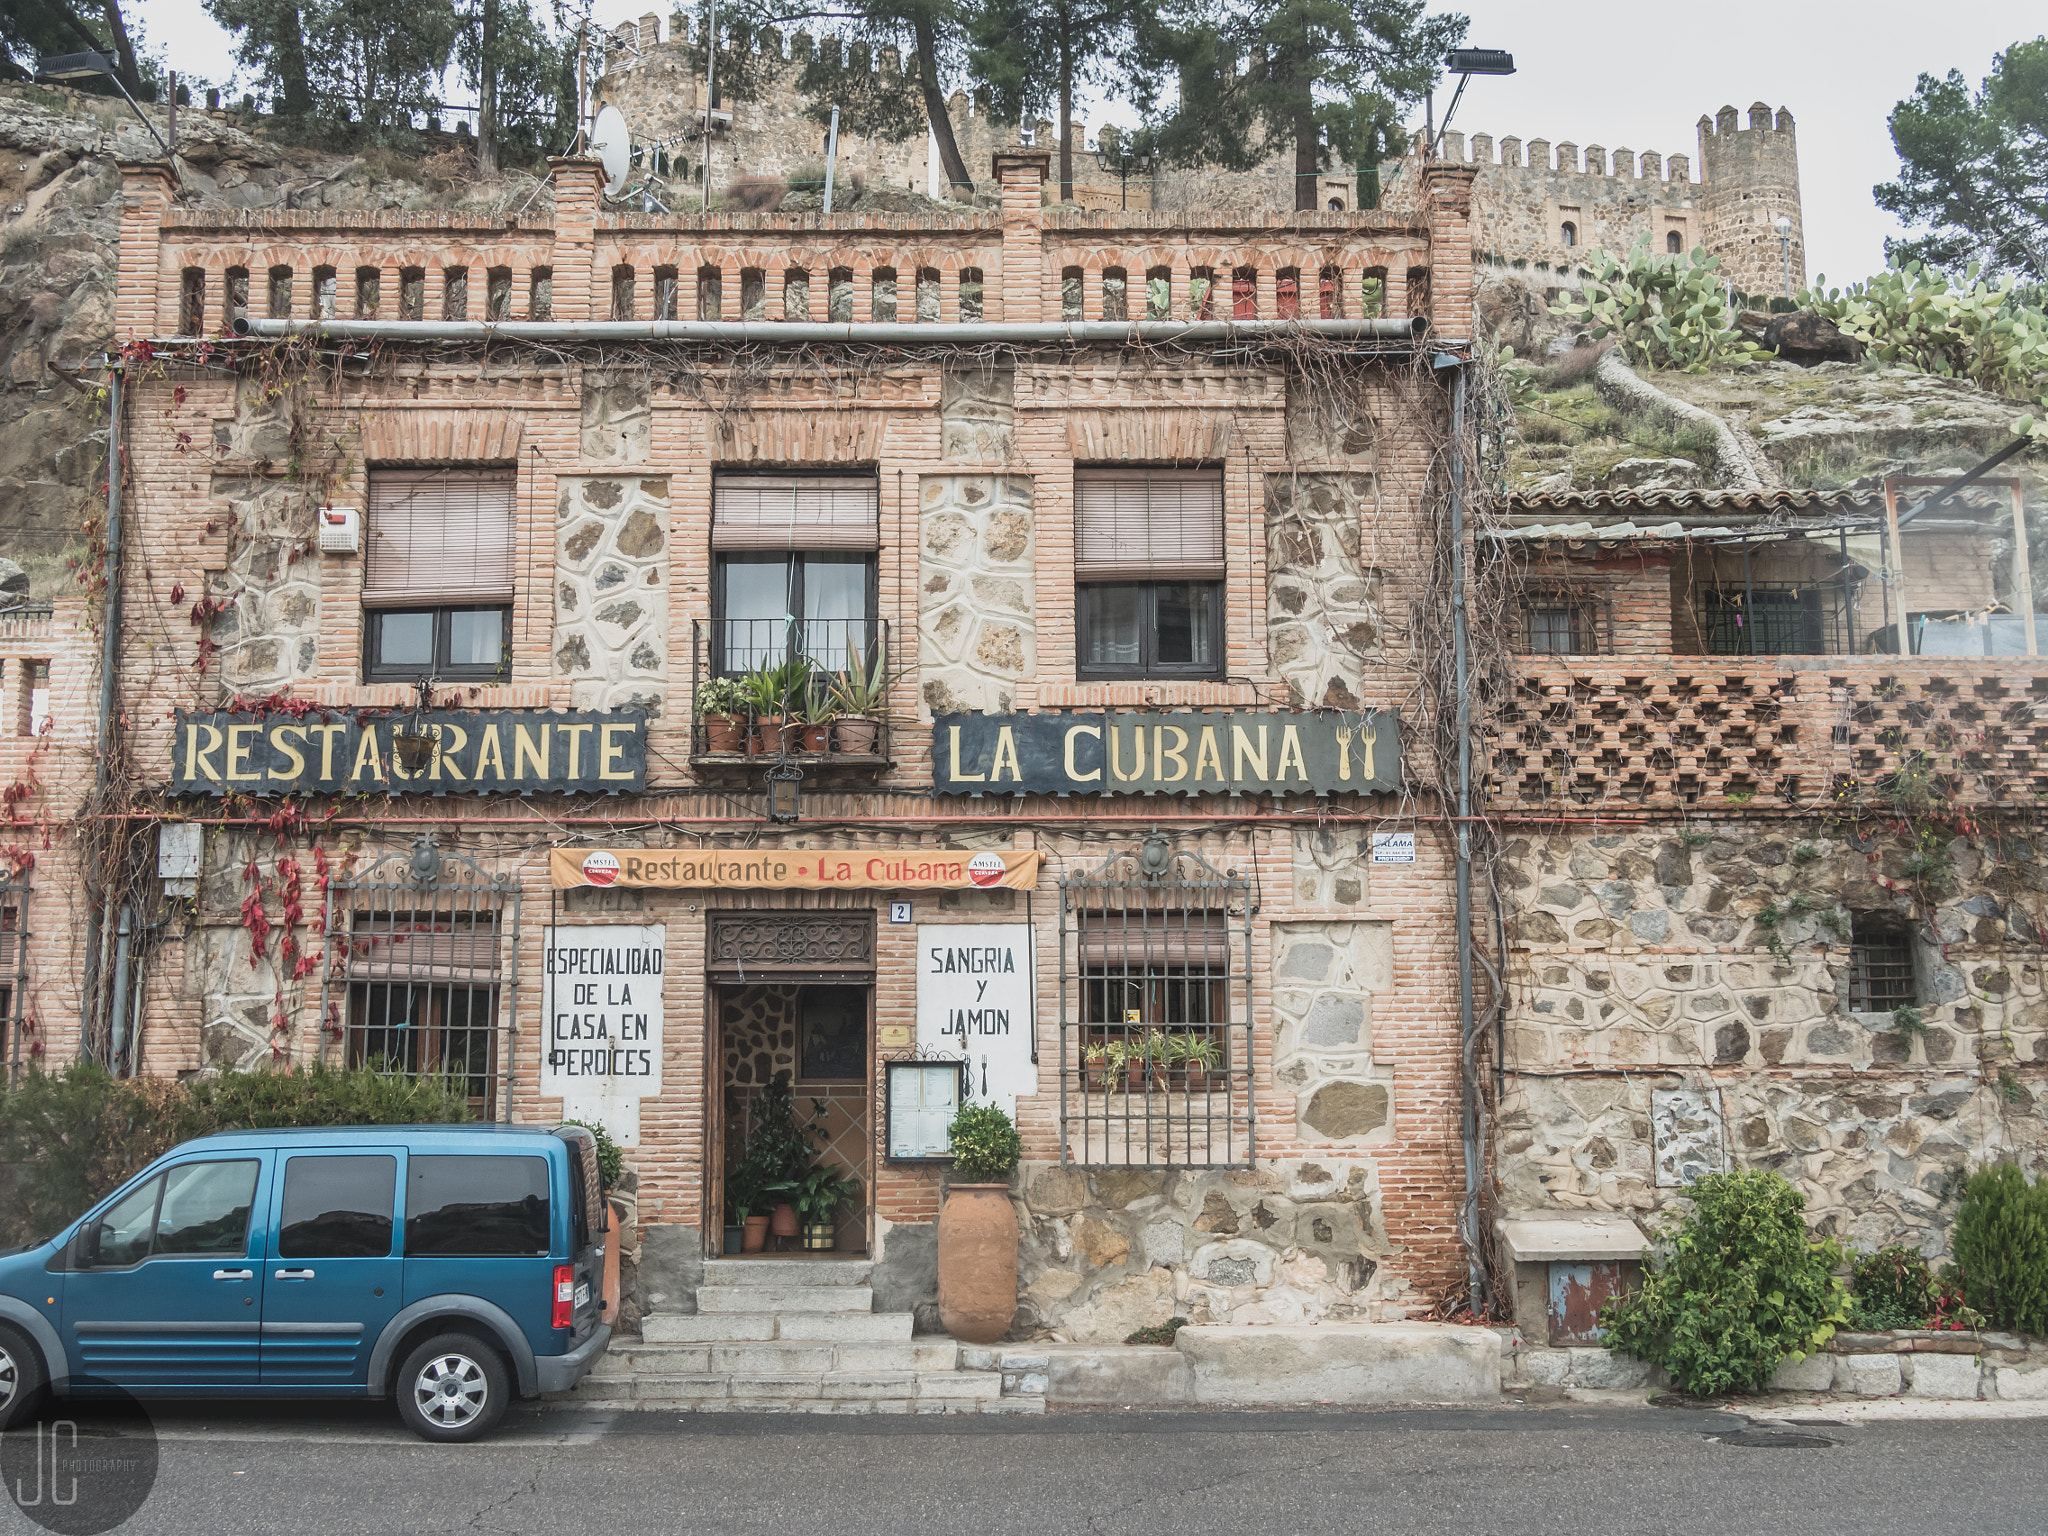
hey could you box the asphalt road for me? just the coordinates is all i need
[4,1399,2045,1536]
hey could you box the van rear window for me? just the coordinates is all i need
[403,1155,550,1257]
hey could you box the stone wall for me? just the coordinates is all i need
[1496,821,2048,1257]
[918,473,1034,715]
[206,472,322,700]
[1266,473,1382,710]
[553,473,670,715]
[1006,1159,1427,1343]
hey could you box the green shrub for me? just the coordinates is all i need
[948,1102,1022,1183]
[562,1118,625,1188]
[0,1062,470,1248]
[1848,1245,1940,1331]
[1950,1162,2048,1335]
[1601,1169,1848,1396]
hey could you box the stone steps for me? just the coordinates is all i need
[561,1255,1044,1416]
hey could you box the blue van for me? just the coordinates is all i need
[0,1123,611,1441]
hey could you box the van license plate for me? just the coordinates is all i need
[575,1282,591,1307]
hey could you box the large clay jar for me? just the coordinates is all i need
[936,1183,1018,1344]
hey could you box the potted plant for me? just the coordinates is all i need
[1125,1030,1162,1093]
[696,676,746,754]
[799,695,835,754]
[1172,1032,1219,1093]
[1083,1041,1113,1093]
[741,658,808,756]
[792,1163,863,1250]
[733,1071,826,1250]
[936,1102,1023,1345]
[828,634,886,755]
[726,1150,774,1252]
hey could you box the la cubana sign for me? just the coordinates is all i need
[931,711,1400,796]
[169,709,649,796]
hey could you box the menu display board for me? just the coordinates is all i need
[885,1061,965,1162]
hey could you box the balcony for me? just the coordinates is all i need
[687,617,892,779]
[1488,662,2048,811]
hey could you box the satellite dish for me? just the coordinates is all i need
[591,104,631,198]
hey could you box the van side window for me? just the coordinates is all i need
[91,1161,259,1265]
[280,1155,397,1258]
[403,1155,549,1257]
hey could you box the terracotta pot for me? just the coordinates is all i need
[835,715,879,755]
[802,1220,835,1251]
[770,1202,800,1238]
[741,1214,770,1252]
[704,715,744,754]
[1083,1062,1108,1092]
[936,1182,1018,1345]
[600,1202,623,1321]
[1124,1061,1149,1093]
[800,723,832,753]
[751,717,788,755]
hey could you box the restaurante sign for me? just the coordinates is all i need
[168,709,649,796]
[550,846,1044,890]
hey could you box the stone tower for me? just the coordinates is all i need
[1697,103,1805,300]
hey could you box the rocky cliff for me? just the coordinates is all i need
[0,82,557,566]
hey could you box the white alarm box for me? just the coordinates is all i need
[318,503,360,554]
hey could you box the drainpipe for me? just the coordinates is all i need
[233,316,1432,346]
[107,905,134,1071]
[1443,352,1488,1315]
[81,358,125,1061]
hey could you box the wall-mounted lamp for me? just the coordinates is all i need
[766,762,803,823]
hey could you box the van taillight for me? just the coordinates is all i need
[552,1264,575,1329]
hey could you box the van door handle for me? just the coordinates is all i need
[274,1268,316,1280]
[213,1269,254,1281]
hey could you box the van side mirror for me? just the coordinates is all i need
[73,1224,102,1269]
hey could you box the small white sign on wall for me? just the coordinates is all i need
[1370,831,1417,864]
[915,923,1037,1119]
[540,924,664,1146]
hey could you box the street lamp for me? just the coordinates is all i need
[36,49,170,157]
[1091,140,1159,211]
[1428,49,1516,160]
[1774,214,1794,300]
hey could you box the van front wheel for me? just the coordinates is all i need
[395,1331,510,1443]
[0,1323,48,1431]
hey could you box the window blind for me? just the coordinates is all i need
[1074,468,1226,580]
[712,476,880,551]
[364,470,516,606]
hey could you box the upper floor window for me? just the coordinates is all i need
[1515,593,1607,655]
[362,470,515,682]
[1666,230,1684,254]
[711,475,879,676]
[1560,222,1577,248]
[1074,468,1226,681]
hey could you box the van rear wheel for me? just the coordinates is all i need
[0,1323,48,1431]
[395,1331,509,1443]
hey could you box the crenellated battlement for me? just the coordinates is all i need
[1437,131,1692,186]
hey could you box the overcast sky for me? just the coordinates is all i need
[138,0,2037,285]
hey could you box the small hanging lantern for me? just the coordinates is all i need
[391,676,438,776]
[765,762,804,824]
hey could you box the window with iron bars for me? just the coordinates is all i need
[322,842,517,1119]
[1703,582,1849,656]
[0,885,26,1081]
[1059,845,1253,1167]
[1847,914,1917,1012]
[1514,591,1610,655]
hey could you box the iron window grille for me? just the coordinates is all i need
[1514,590,1611,655]
[1059,839,1254,1167]
[319,836,520,1119]
[0,878,27,1081]
[1848,916,1917,1012]
[1702,582,1850,656]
